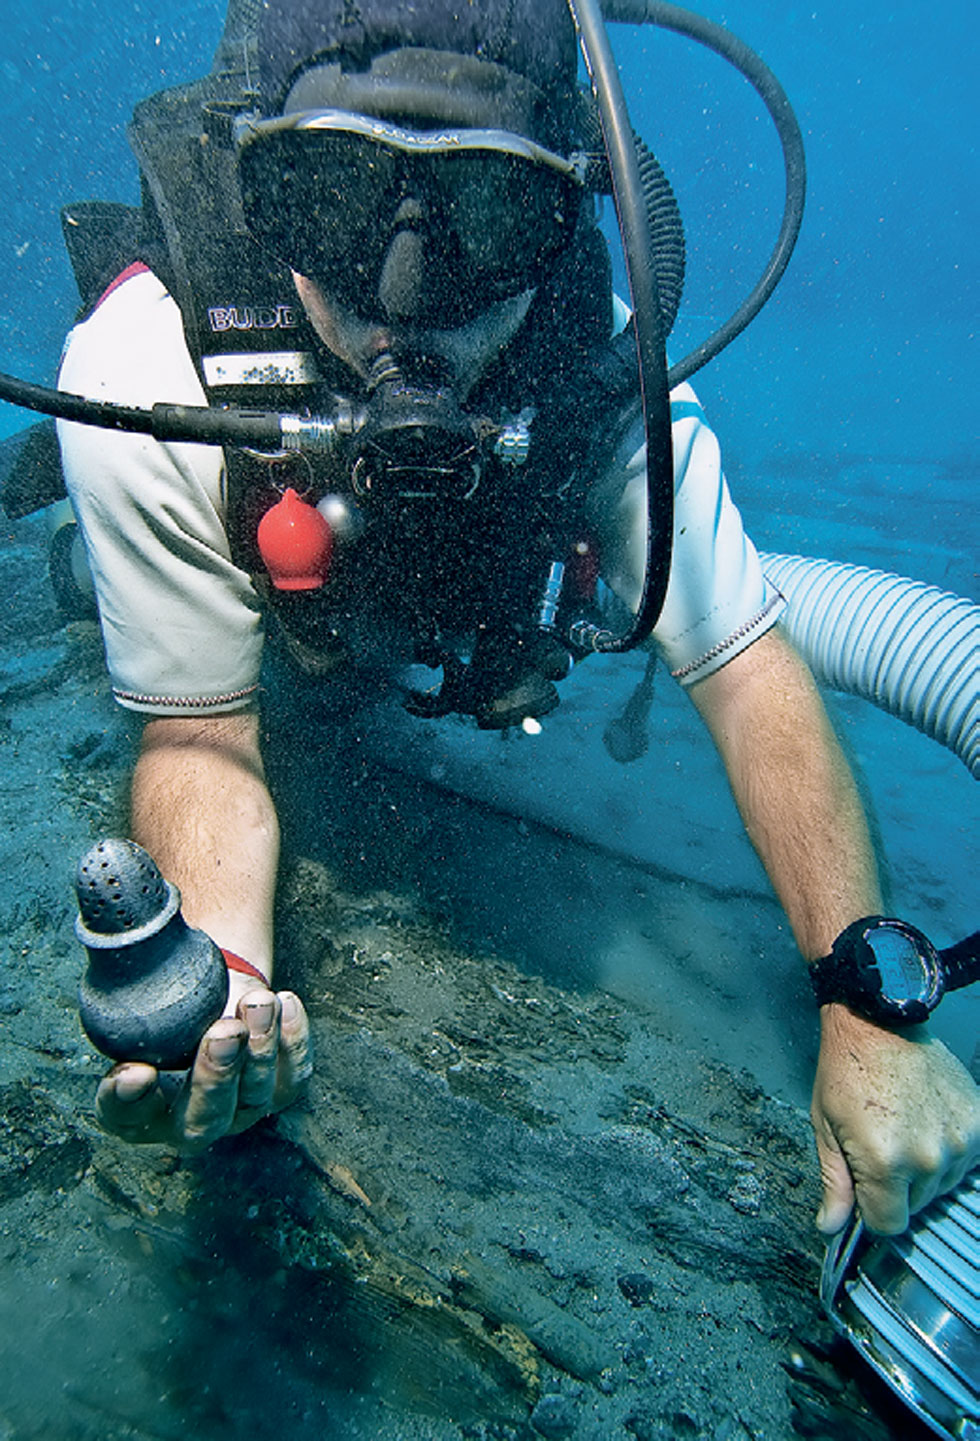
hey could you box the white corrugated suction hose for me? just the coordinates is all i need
[759,552,979,778]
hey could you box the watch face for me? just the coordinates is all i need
[858,920,943,1021]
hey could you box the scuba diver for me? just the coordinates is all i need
[46,0,977,1233]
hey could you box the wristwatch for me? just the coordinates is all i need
[809,916,980,1026]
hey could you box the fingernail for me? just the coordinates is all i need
[281,992,299,1022]
[244,1000,275,1036]
[115,1069,155,1102]
[208,1033,244,1065]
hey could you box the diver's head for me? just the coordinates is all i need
[255,0,579,148]
[237,0,586,355]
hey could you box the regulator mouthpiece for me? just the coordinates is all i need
[75,838,228,1069]
[351,357,482,501]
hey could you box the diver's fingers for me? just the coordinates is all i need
[173,1018,248,1153]
[223,991,312,1136]
[854,1100,978,1234]
[235,990,282,1111]
[906,1146,975,1218]
[274,991,314,1102]
[812,1115,857,1235]
[95,1062,175,1143]
[95,996,312,1149]
[852,1169,914,1237]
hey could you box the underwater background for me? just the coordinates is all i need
[0,2,975,1438]
[4,0,973,1070]
[3,0,977,473]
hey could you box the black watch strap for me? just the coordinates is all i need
[810,917,979,1021]
[809,946,852,1007]
[938,931,980,992]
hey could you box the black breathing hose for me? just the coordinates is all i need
[602,0,807,387]
[564,0,807,653]
[0,370,284,447]
[566,0,674,651]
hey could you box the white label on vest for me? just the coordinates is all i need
[202,351,320,387]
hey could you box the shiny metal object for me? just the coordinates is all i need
[494,409,534,466]
[537,561,565,631]
[821,1172,979,1439]
[280,412,346,453]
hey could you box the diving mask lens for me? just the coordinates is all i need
[238,115,584,306]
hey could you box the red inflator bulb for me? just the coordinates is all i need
[257,487,333,590]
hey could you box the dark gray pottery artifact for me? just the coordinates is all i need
[76,838,228,1069]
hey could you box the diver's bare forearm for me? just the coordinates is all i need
[690,627,882,960]
[130,711,280,979]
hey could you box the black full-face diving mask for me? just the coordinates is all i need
[236,49,587,327]
[236,110,587,328]
[234,48,593,516]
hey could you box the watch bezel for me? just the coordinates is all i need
[857,918,944,1023]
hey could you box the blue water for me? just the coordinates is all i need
[2,2,977,468]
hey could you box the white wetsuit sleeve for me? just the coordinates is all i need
[57,269,264,715]
[586,381,785,685]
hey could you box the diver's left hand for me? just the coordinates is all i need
[811,1002,979,1235]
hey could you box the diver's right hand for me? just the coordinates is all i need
[94,986,312,1152]
[811,1003,979,1235]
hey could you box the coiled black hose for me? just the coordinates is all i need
[582,108,686,335]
